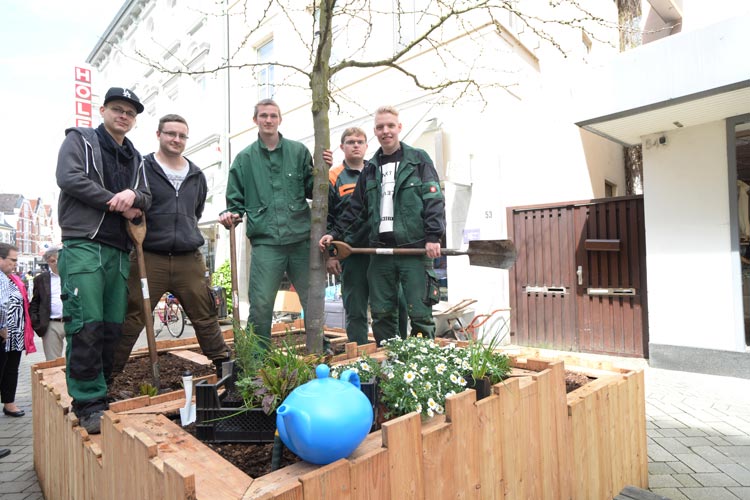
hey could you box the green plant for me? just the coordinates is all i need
[236,340,321,415]
[465,334,511,384]
[139,383,158,397]
[211,260,233,313]
[232,322,267,378]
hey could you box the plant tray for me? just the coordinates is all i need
[194,361,276,443]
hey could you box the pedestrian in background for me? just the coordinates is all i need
[0,243,37,422]
[30,248,66,361]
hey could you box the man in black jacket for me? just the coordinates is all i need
[56,86,151,434]
[29,248,66,360]
[112,114,230,378]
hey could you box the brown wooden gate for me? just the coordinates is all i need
[507,196,648,357]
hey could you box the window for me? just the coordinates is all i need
[256,39,275,100]
[605,180,617,198]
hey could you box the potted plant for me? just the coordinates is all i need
[463,334,511,400]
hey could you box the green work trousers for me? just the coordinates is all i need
[368,254,437,346]
[58,239,129,416]
[112,250,231,375]
[341,254,408,345]
[249,241,309,345]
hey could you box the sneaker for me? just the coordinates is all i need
[79,410,104,435]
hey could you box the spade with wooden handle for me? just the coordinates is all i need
[328,239,518,270]
[228,222,241,325]
[126,217,160,390]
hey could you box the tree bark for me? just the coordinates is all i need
[305,0,334,354]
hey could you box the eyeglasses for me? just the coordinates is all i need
[160,131,189,140]
[344,140,366,146]
[109,106,137,119]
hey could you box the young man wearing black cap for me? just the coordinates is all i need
[55,87,151,434]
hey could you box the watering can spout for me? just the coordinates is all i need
[276,404,309,453]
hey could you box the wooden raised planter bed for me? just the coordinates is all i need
[33,334,647,499]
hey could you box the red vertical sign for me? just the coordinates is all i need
[74,67,92,127]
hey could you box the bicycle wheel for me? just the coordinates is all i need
[152,307,164,337]
[166,302,186,338]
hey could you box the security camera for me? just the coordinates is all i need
[658,136,666,145]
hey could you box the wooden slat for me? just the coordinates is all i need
[349,447,391,500]
[300,459,351,499]
[381,413,424,500]
[170,349,212,366]
[584,239,621,251]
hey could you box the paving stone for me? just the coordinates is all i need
[690,446,736,464]
[658,428,686,438]
[728,487,750,499]
[649,442,678,462]
[648,474,682,488]
[673,453,720,473]
[716,463,750,486]
[673,474,701,487]
[710,423,747,437]
[715,446,750,459]
[650,462,677,474]
[676,437,715,448]
[0,482,32,494]
[648,429,665,438]
[653,418,688,429]
[649,487,690,500]
[679,486,741,499]
[724,435,750,446]
[708,436,733,446]
[667,461,695,474]
[679,428,709,437]
[1,494,29,500]
[654,437,692,455]
[690,473,740,487]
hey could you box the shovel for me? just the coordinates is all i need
[228,222,241,325]
[126,217,160,390]
[180,371,196,426]
[328,239,518,270]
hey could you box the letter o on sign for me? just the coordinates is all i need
[75,83,92,100]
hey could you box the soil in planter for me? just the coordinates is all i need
[183,423,302,478]
[565,370,593,393]
[109,351,216,400]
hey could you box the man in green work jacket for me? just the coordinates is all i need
[219,99,330,345]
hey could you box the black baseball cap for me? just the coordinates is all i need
[103,87,144,114]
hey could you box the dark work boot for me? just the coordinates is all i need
[213,357,231,379]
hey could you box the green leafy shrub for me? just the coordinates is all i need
[211,260,233,313]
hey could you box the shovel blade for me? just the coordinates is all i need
[180,404,196,426]
[466,239,518,269]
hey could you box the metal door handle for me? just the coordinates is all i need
[576,266,583,285]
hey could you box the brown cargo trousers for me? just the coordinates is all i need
[111,250,231,375]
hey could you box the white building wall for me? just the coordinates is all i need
[642,121,744,351]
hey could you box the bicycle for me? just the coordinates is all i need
[153,292,186,338]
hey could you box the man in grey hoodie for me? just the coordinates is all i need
[55,87,151,434]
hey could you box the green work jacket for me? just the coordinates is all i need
[332,142,445,248]
[225,133,313,246]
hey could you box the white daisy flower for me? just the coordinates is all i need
[404,371,416,384]
[436,363,447,375]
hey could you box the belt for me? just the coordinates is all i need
[50,318,65,322]
[148,250,195,257]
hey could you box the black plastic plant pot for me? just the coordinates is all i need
[360,378,379,432]
[194,360,276,444]
[464,374,492,400]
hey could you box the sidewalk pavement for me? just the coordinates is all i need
[3,349,750,499]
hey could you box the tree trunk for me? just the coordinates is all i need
[617,0,643,195]
[305,0,335,354]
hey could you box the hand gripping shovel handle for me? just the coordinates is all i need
[126,218,160,390]
[228,222,241,325]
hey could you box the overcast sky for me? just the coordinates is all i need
[0,0,125,203]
